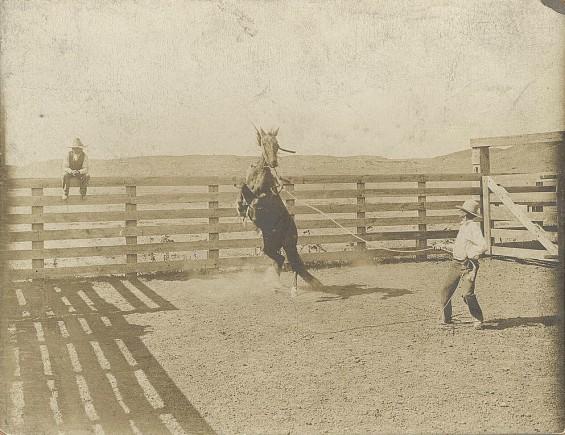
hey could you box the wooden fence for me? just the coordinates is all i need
[471,131,562,261]
[3,172,558,280]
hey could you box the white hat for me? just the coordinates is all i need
[456,199,482,218]
[69,138,86,149]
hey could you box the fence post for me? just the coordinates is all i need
[32,187,46,311]
[284,182,295,259]
[356,181,366,251]
[472,145,492,254]
[208,184,219,269]
[125,185,137,278]
[284,182,295,216]
[416,179,427,260]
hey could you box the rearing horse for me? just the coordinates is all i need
[236,127,324,295]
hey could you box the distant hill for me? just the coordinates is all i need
[7,143,559,178]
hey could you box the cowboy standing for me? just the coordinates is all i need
[434,199,488,329]
[62,138,90,200]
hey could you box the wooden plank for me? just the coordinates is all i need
[7,211,129,224]
[8,191,239,206]
[490,199,556,207]
[491,228,558,243]
[221,248,428,269]
[288,173,481,183]
[7,240,457,280]
[491,246,558,261]
[7,172,482,189]
[502,186,556,194]
[137,208,237,220]
[340,201,434,214]
[289,186,482,198]
[490,208,556,222]
[7,207,234,224]
[5,245,130,260]
[5,214,463,243]
[8,176,242,189]
[8,194,129,207]
[6,185,487,207]
[487,177,557,255]
[6,200,467,225]
[4,229,459,260]
[490,172,558,178]
[471,131,565,148]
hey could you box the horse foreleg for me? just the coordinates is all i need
[262,234,285,292]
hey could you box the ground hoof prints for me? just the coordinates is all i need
[2,279,213,434]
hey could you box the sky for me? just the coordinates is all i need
[1,0,564,166]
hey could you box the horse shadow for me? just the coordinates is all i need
[482,315,561,330]
[312,283,413,302]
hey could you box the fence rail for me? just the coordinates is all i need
[3,172,558,280]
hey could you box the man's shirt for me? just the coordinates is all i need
[452,219,488,261]
[63,151,88,175]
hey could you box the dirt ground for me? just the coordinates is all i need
[135,258,563,434]
[2,258,563,434]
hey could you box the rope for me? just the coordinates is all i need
[281,188,449,254]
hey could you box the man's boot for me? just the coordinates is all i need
[463,294,484,325]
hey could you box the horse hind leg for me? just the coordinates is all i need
[262,239,286,292]
[283,242,324,291]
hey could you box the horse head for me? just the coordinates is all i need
[255,126,295,168]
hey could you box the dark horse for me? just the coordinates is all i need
[236,127,323,295]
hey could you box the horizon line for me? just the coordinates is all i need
[7,148,475,167]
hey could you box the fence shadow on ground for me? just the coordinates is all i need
[1,277,214,434]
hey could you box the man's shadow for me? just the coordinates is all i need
[482,315,561,330]
[312,284,412,302]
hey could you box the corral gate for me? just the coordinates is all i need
[471,131,562,263]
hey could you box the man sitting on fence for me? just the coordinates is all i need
[62,138,90,200]
[434,199,488,330]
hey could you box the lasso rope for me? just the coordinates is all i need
[281,188,449,254]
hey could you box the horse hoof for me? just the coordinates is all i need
[290,286,298,298]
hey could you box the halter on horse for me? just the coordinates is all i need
[236,127,324,294]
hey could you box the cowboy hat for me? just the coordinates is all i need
[456,199,482,218]
[68,138,86,149]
